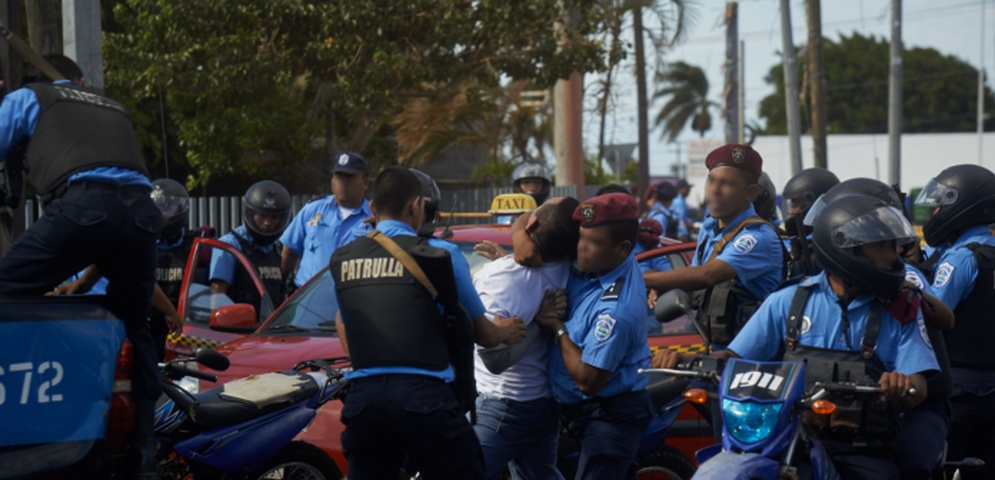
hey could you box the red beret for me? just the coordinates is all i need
[574,193,638,228]
[639,218,663,235]
[705,144,763,179]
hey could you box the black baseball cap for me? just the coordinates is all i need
[332,151,369,175]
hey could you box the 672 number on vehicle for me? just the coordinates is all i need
[0,361,64,406]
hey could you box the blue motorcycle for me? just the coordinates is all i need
[154,350,349,479]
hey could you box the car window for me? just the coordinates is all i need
[262,269,338,335]
[454,241,511,277]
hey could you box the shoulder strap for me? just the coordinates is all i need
[367,230,438,296]
[705,216,770,264]
[860,300,884,359]
[785,284,813,351]
[230,230,259,254]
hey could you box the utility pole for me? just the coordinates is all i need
[634,6,650,202]
[978,0,986,164]
[554,0,585,197]
[723,2,739,144]
[779,0,803,175]
[738,40,745,143]
[63,0,104,90]
[888,0,902,186]
[806,0,828,169]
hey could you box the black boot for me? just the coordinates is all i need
[131,407,158,480]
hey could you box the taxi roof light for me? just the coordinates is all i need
[684,388,709,404]
[488,193,537,216]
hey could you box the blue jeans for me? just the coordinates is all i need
[566,390,654,480]
[473,395,563,480]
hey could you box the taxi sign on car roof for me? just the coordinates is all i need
[488,193,537,216]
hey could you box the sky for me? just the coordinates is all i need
[585,0,994,176]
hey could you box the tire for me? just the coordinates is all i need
[635,444,697,480]
[250,441,343,480]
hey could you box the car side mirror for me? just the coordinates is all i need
[209,304,258,333]
[654,289,693,324]
[193,347,230,372]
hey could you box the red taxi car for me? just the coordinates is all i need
[170,222,710,478]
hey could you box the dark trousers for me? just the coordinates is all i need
[566,390,654,480]
[890,397,949,480]
[947,368,995,480]
[0,182,162,415]
[340,374,484,480]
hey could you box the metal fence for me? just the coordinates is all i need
[22,185,606,232]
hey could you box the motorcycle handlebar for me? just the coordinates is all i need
[811,382,916,397]
[167,364,217,383]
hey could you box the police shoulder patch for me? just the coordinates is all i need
[933,262,955,288]
[594,314,616,342]
[917,317,933,349]
[904,269,925,289]
[732,234,758,254]
[601,276,625,301]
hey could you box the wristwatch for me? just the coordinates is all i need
[555,327,568,343]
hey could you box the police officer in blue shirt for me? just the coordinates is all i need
[916,164,995,479]
[782,167,840,277]
[0,55,162,477]
[656,194,939,479]
[534,192,653,480]
[646,182,688,241]
[331,167,527,479]
[211,180,291,318]
[644,144,784,347]
[674,178,692,231]
[281,151,371,289]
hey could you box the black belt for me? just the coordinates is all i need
[563,389,647,418]
[66,180,151,196]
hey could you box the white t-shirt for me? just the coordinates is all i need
[473,256,570,402]
[338,205,356,220]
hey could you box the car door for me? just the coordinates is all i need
[166,238,274,359]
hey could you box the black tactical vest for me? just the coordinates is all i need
[783,285,908,437]
[151,233,198,322]
[329,234,451,371]
[24,84,150,201]
[228,231,286,313]
[945,243,995,370]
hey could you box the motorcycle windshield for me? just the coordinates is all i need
[721,359,802,401]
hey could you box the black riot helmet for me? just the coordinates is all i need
[242,180,292,246]
[782,168,840,236]
[151,178,190,240]
[512,160,552,205]
[753,172,778,222]
[804,178,904,226]
[410,168,442,223]
[916,164,995,247]
[812,194,917,298]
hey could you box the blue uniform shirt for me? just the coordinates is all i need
[0,80,150,188]
[729,272,939,377]
[673,194,689,223]
[548,254,651,404]
[929,225,995,310]
[339,219,486,381]
[281,196,372,287]
[693,204,783,300]
[209,225,276,284]
[633,242,673,273]
[647,203,688,238]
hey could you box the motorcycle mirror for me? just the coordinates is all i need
[654,289,693,324]
[194,348,230,372]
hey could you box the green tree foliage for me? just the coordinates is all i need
[759,33,995,134]
[652,60,717,140]
[104,0,608,189]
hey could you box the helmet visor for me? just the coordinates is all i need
[914,178,959,207]
[831,206,918,248]
[802,194,828,227]
[245,206,290,235]
[152,192,189,218]
[784,195,814,215]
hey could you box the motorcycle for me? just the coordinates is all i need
[647,289,986,480]
[154,349,349,479]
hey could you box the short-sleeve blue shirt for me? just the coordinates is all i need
[647,203,688,238]
[693,204,784,300]
[280,196,372,287]
[340,219,486,381]
[633,242,673,273]
[548,254,651,404]
[673,194,689,223]
[209,225,276,284]
[929,225,995,310]
[728,272,939,377]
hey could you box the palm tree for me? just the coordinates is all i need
[653,61,718,141]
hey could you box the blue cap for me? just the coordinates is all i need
[332,151,369,175]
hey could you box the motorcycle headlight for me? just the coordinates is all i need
[722,399,781,444]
